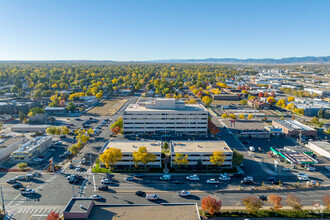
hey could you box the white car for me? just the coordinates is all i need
[90,195,102,200]
[177,190,190,197]
[325,166,330,171]
[207,179,219,184]
[48,148,56,152]
[76,166,81,171]
[297,173,309,177]
[33,158,43,162]
[298,175,309,181]
[101,178,112,184]
[21,189,35,195]
[146,194,159,200]
[307,166,316,171]
[307,180,317,186]
[186,174,200,181]
[219,174,231,181]
[244,176,253,182]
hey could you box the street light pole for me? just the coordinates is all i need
[0,187,5,215]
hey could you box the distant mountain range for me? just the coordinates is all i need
[148,56,330,64]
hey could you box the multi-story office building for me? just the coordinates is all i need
[123,98,208,135]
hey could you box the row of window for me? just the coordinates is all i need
[124,122,207,125]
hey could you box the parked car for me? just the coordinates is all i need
[90,195,102,200]
[307,166,316,171]
[146,194,159,201]
[207,179,219,184]
[6,179,17,184]
[12,183,23,189]
[54,141,62,146]
[15,176,26,181]
[282,167,291,172]
[177,190,190,197]
[134,173,144,178]
[21,189,35,195]
[135,191,146,197]
[307,180,317,186]
[241,179,254,185]
[48,148,56,152]
[186,174,200,181]
[60,135,66,139]
[267,177,276,182]
[298,175,309,181]
[325,166,330,171]
[82,158,86,164]
[244,176,253,182]
[69,164,74,169]
[98,185,108,191]
[259,195,268,201]
[219,173,230,181]
[76,166,81,171]
[33,158,43,162]
[125,177,135,181]
[160,175,171,181]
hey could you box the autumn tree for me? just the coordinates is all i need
[132,146,157,167]
[47,211,60,220]
[18,162,28,170]
[210,151,225,167]
[100,147,123,168]
[111,126,121,135]
[242,196,264,214]
[240,99,247,105]
[61,126,69,135]
[258,92,264,97]
[221,113,228,118]
[173,153,189,168]
[267,96,275,104]
[201,196,222,215]
[229,114,236,119]
[323,194,330,209]
[247,114,254,120]
[239,114,245,119]
[46,126,56,136]
[287,96,295,102]
[286,193,303,211]
[268,194,283,211]
[188,99,197,104]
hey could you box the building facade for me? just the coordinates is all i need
[10,136,52,162]
[123,99,208,135]
[170,141,233,168]
[272,120,317,137]
[0,137,28,161]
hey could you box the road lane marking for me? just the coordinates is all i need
[8,193,21,206]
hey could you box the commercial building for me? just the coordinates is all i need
[10,136,52,162]
[102,141,162,168]
[44,106,68,116]
[295,103,330,117]
[63,197,200,220]
[307,141,330,159]
[212,94,239,100]
[11,124,50,133]
[272,120,317,137]
[0,136,28,161]
[123,98,208,135]
[170,141,233,168]
[248,98,271,109]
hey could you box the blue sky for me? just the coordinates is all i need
[0,0,329,60]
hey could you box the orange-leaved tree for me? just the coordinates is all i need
[201,196,222,215]
[268,194,283,211]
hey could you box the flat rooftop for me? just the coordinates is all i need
[104,141,161,153]
[309,141,330,152]
[13,136,51,154]
[87,204,199,220]
[64,197,93,213]
[171,141,232,153]
[273,120,315,131]
[0,137,25,149]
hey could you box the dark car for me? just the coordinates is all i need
[134,173,144,178]
[135,191,146,197]
[267,177,276,182]
[6,179,17,184]
[272,180,281,185]
[241,180,253,185]
[171,180,183,184]
[74,175,83,180]
[12,183,23,189]
[259,195,268,201]
[69,164,74,169]
[68,132,75,136]
[98,185,108,191]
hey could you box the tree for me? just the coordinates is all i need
[61,126,69,135]
[267,96,275,104]
[173,153,189,168]
[163,141,169,150]
[287,96,295,102]
[67,101,76,112]
[297,108,304,115]
[276,99,286,108]
[242,90,248,94]
[197,90,203,98]
[318,109,325,118]
[268,194,283,211]
[132,146,157,167]
[110,117,123,133]
[311,116,319,125]
[232,150,244,167]
[229,114,236,119]
[18,162,28,170]
[100,148,123,168]
[188,99,197,104]
[19,111,26,122]
[202,96,212,106]
[286,193,303,211]
[11,85,19,93]
[323,194,330,209]
[111,126,121,135]
[240,99,247,105]
[47,211,60,220]
[96,92,103,100]
[201,196,222,215]
[80,134,89,143]
[221,113,228,118]
[242,196,264,213]
[46,127,56,136]
[210,151,225,167]
[165,94,171,98]
[28,107,45,117]
[239,114,245,119]
[247,114,253,120]
[69,144,78,155]
[286,103,295,111]
[258,92,264,97]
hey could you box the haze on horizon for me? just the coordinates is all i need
[0,0,329,61]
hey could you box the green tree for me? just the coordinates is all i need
[163,141,169,150]
[18,162,28,170]
[311,116,319,125]
[28,107,45,117]
[318,109,325,118]
[67,102,76,112]
[210,151,225,167]
[173,153,189,168]
[240,99,247,105]
[232,150,244,167]
[69,144,78,155]
[18,111,26,122]
[132,146,157,167]
[11,85,19,93]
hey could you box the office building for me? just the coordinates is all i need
[123,98,208,135]
[272,120,317,137]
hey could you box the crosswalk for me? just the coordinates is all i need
[7,205,65,218]
[63,170,87,175]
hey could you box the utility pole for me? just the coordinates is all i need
[0,187,5,215]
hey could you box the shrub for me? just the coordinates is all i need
[18,162,28,170]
